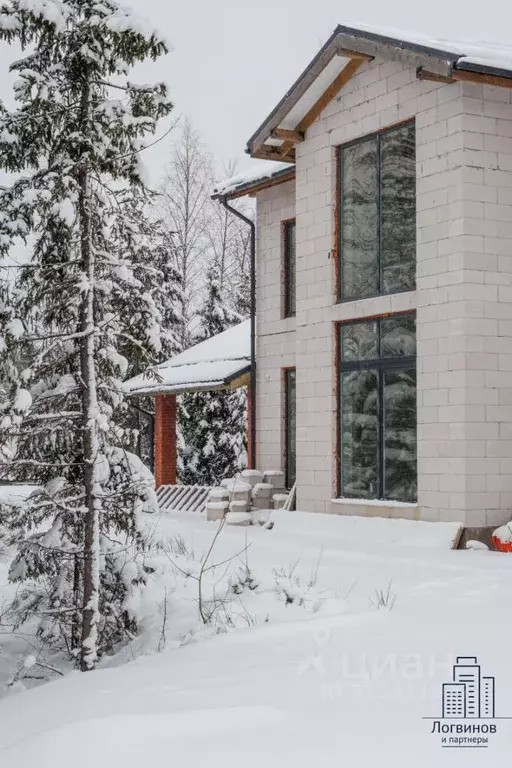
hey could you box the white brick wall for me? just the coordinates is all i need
[255,181,295,472]
[255,57,512,527]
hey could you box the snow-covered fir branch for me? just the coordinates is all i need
[0,0,179,671]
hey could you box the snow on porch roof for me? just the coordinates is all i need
[247,22,512,163]
[123,320,251,396]
[212,161,295,200]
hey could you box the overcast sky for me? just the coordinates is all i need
[128,0,512,180]
[2,0,512,183]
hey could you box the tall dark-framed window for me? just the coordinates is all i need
[284,368,296,488]
[338,313,417,502]
[338,120,416,301]
[283,219,296,317]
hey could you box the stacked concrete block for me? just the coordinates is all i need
[205,500,229,522]
[229,499,250,514]
[240,469,264,487]
[208,487,229,502]
[226,480,252,505]
[272,493,289,510]
[251,482,273,510]
[205,487,230,521]
[263,470,286,491]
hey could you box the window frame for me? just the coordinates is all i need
[282,218,296,318]
[336,119,416,303]
[336,311,417,502]
[283,367,296,489]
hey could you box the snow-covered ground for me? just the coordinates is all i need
[1,507,512,766]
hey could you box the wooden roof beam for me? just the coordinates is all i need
[253,146,296,163]
[295,57,363,133]
[280,140,297,159]
[452,68,512,89]
[416,66,455,84]
[271,128,305,143]
[337,47,374,62]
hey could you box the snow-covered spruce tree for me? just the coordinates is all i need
[118,191,183,366]
[179,264,247,485]
[117,191,183,467]
[0,1,173,670]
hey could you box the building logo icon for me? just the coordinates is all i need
[442,656,495,719]
[424,655,511,748]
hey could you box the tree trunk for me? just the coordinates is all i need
[71,553,81,651]
[78,78,101,672]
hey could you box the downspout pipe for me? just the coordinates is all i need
[218,197,257,470]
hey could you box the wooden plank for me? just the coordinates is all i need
[170,487,188,510]
[229,370,252,390]
[167,486,188,508]
[271,128,304,143]
[337,47,374,62]
[191,487,210,512]
[453,68,512,89]
[280,140,296,159]
[296,58,363,133]
[184,486,202,510]
[157,484,210,513]
[451,524,465,551]
[253,146,296,163]
[180,487,204,511]
[416,66,455,84]
[248,33,342,153]
[177,488,196,511]
[157,485,174,506]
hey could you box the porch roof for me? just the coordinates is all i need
[212,161,295,201]
[123,320,251,396]
[247,23,512,163]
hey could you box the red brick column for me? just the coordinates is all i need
[154,394,177,488]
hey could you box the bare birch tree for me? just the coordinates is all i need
[207,160,252,317]
[160,119,213,345]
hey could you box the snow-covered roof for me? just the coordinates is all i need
[123,320,251,396]
[347,23,512,72]
[212,161,295,200]
[247,23,512,162]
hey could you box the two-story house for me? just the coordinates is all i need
[214,23,512,534]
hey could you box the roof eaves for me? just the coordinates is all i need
[246,25,461,158]
[223,363,252,386]
[334,24,460,64]
[127,380,228,397]
[211,165,296,201]
[454,59,512,82]
[126,367,252,398]
[246,26,343,156]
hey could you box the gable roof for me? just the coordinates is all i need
[247,23,512,163]
[123,320,251,396]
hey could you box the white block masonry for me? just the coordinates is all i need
[256,180,295,472]
[206,501,228,522]
[255,54,512,527]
